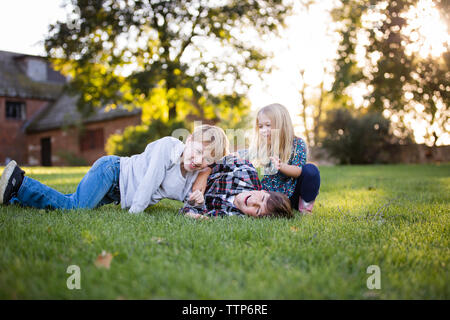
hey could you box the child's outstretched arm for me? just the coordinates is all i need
[191,167,211,194]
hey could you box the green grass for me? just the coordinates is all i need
[0,164,449,299]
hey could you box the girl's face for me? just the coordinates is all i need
[257,113,272,141]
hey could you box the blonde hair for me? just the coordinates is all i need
[249,103,294,166]
[191,124,229,162]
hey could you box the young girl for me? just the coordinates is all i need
[247,103,320,214]
[192,104,320,214]
[0,125,229,214]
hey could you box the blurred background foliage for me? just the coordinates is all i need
[322,108,407,164]
[330,0,449,147]
[45,0,448,161]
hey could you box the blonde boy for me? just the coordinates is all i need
[0,125,229,214]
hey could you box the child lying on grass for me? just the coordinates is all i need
[180,155,293,219]
[0,125,228,214]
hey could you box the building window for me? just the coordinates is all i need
[80,128,104,152]
[5,101,26,120]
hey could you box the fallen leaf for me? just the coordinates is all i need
[94,250,113,269]
[290,226,299,232]
[151,237,166,244]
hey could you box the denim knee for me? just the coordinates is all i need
[91,156,119,175]
[90,156,109,171]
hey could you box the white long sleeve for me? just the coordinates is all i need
[128,139,170,213]
[119,136,198,214]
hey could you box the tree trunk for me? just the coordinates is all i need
[299,70,310,145]
[313,80,325,146]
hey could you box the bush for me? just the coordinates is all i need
[321,109,396,164]
[105,119,187,156]
[56,151,88,166]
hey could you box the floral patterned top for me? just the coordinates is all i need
[250,136,307,198]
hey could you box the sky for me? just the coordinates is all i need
[0,0,66,55]
[0,0,448,145]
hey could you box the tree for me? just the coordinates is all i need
[331,0,449,146]
[297,66,337,147]
[45,0,293,125]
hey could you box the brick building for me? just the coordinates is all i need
[0,50,141,166]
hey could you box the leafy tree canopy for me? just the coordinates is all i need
[45,0,293,125]
[331,0,449,146]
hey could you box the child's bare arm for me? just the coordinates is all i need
[192,167,212,194]
[270,156,302,178]
[279,163,302,178]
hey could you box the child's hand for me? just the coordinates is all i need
[269,156,282,171]
[188,189,204,206]
[185,210,209,220]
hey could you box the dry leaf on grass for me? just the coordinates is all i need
[151,237,166,245]
[94,250,113,269]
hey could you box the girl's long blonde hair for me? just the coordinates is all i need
[249,103,294,167]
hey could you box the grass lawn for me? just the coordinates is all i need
[0,164,448,299]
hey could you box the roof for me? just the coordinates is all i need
[0,50,64,100]
[0,50,141,133]
[25,93,142,133]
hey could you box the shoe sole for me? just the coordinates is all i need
[0,160,17,204]
[298,197,314,215]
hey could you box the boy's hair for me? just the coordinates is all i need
[249,103,294,165]
[191,125,229,163]
[264,191,293,219]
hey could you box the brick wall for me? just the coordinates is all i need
[26,115,141,166]
[0,97,50,165]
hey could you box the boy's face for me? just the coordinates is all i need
[182,136,214,172]
[234,190,269,217]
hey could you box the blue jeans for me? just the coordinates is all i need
[10,156,121,210]
[289,163,321,207]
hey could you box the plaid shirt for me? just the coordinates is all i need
[180,155,262,217]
